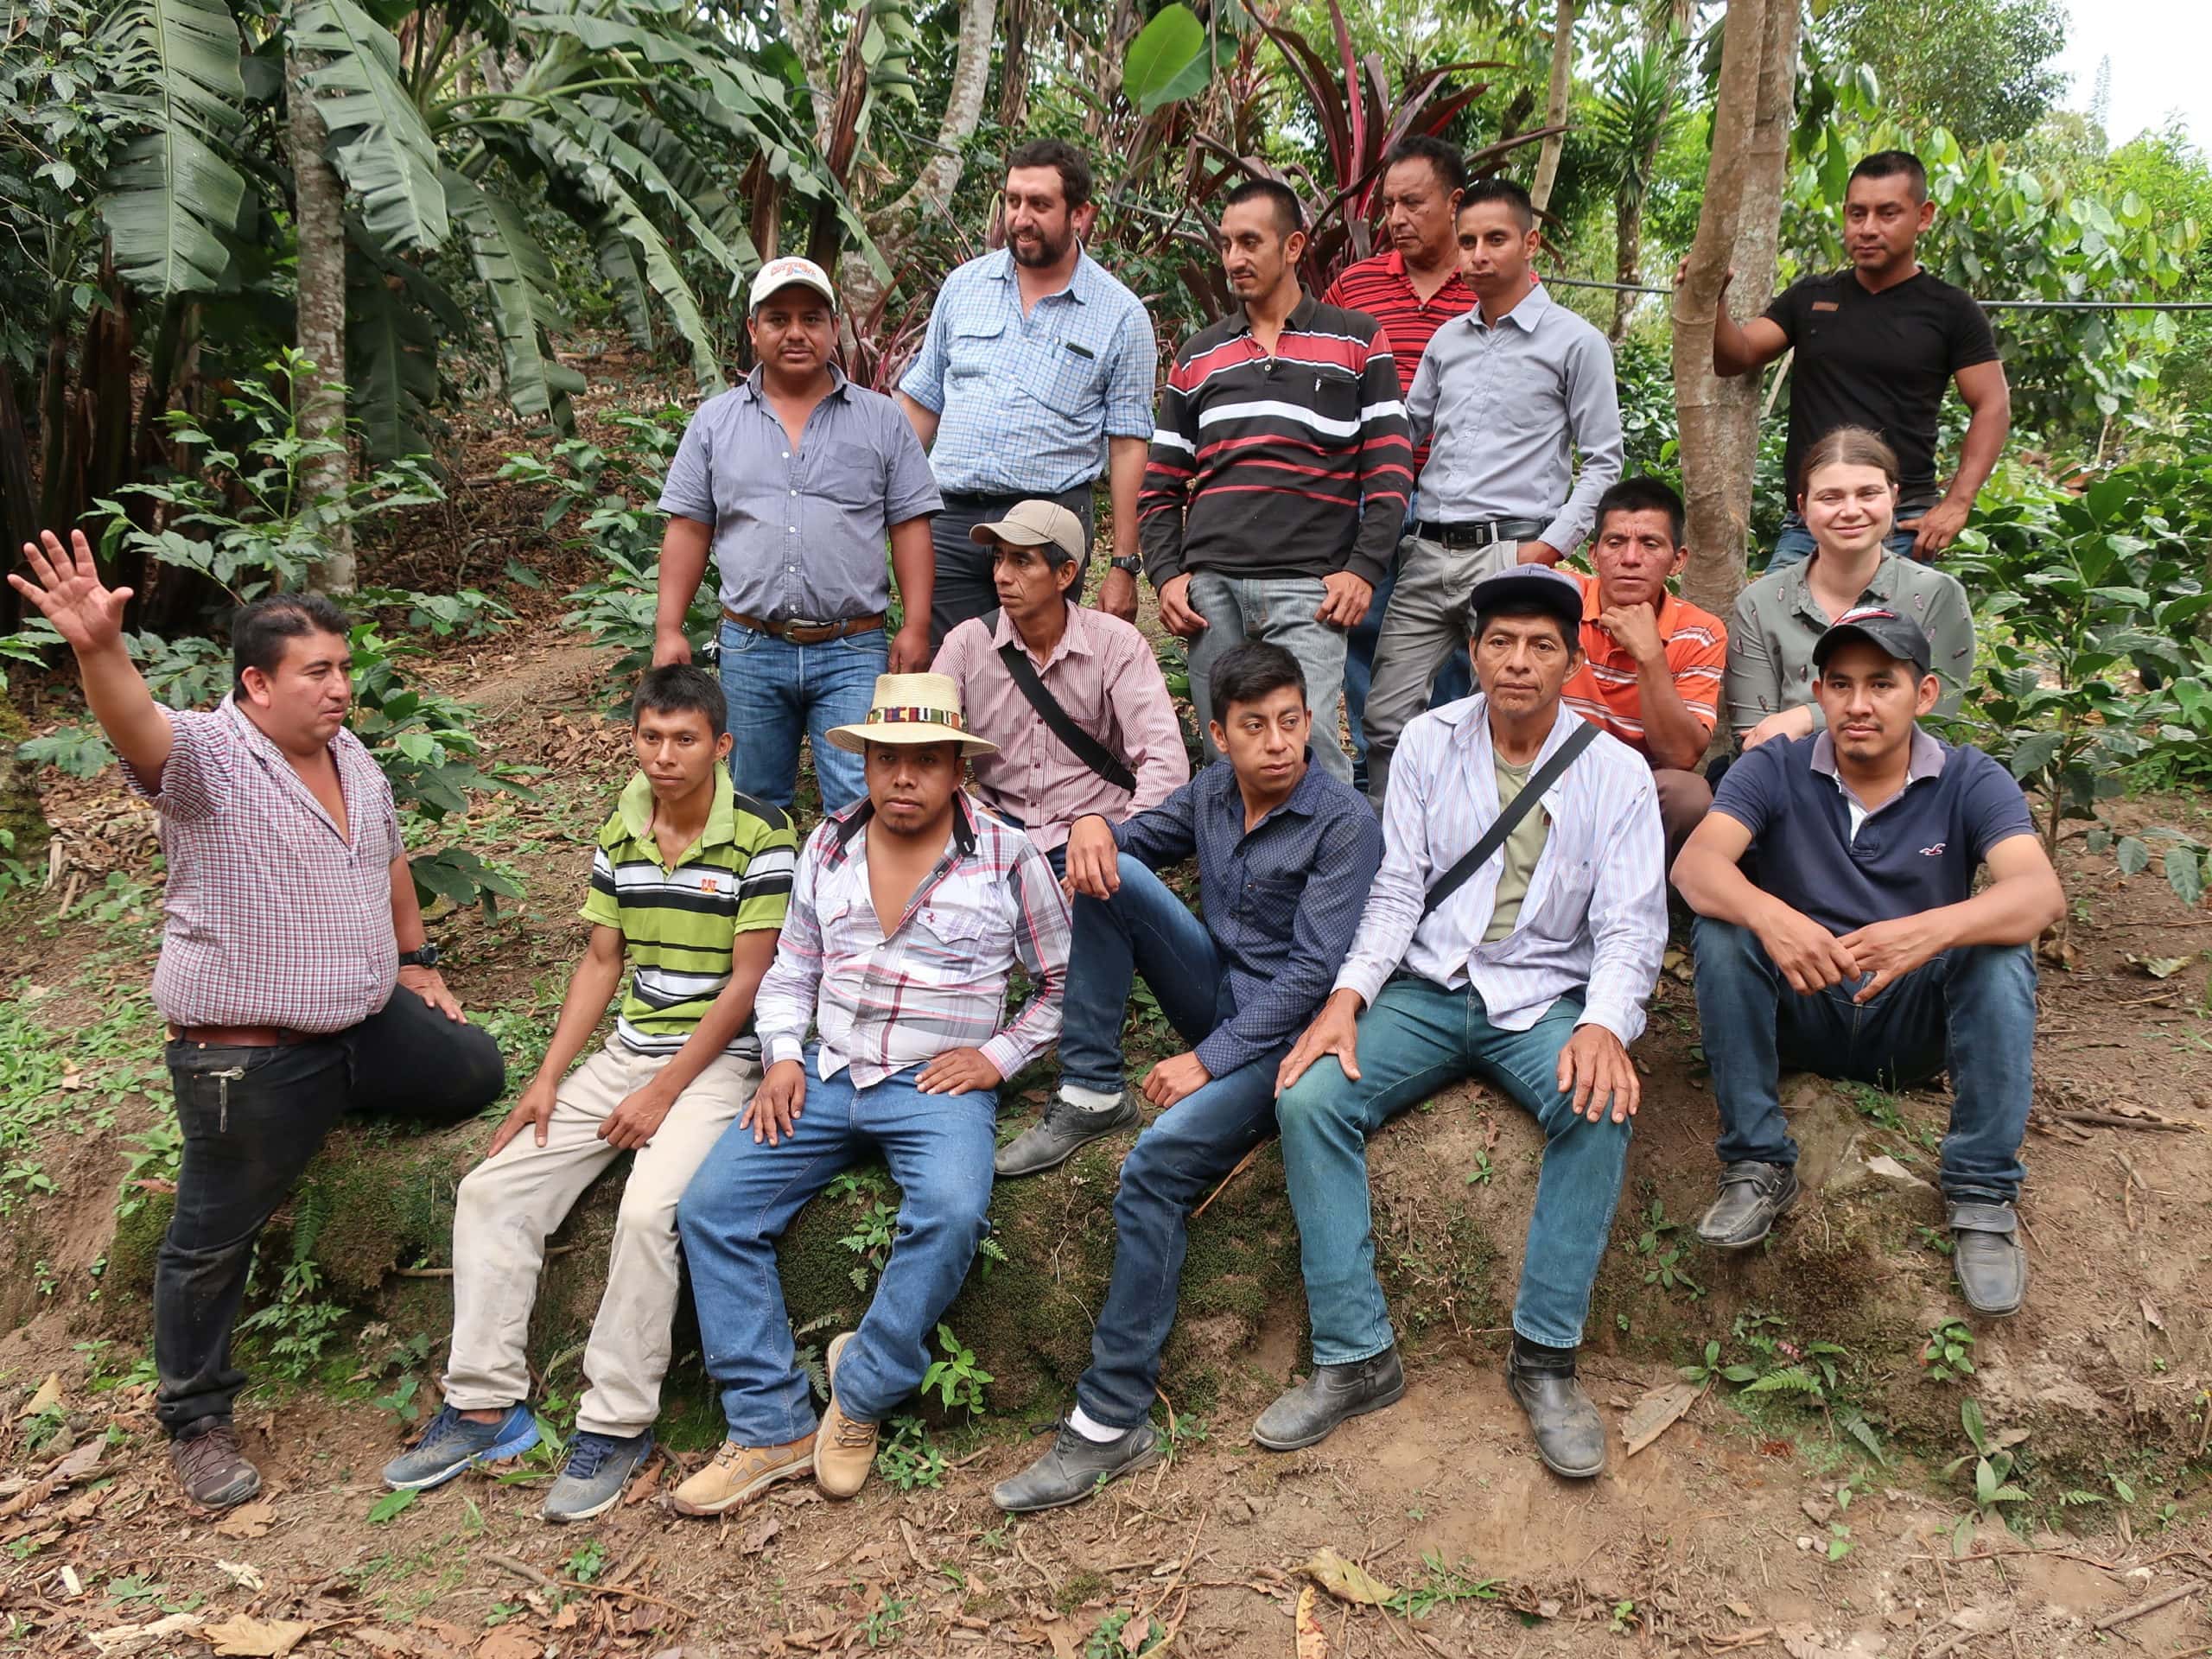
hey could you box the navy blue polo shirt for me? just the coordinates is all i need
[1711,729,2035,938]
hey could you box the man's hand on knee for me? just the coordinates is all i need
[1142,1052,1211,1109]
[917,1047,1003,1096]
[1558,1023,1638,1124]
[742,1059,806,1146]
[1276,989,1364,1096]
[486,1077,558,1157]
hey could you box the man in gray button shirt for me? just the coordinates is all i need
[654,257,941,812]
[1363,179,1624,808]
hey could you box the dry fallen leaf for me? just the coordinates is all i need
[1038,1618,1081,1659]
[1300,1547,1396,1606]
[473,1627,543,1659]
[85,1613,206,1655]
[203,1613,314,1656]
[213,1500,276,1540]
[351,1632,419,1656]
[15,1373,60,1421]
[1620,1378,1705,1458]
[738,1512,782,1553]
[215,1560,265,1592]
[1294,1584,1328,1659]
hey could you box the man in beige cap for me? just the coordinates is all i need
[653,255,941,812]
[671,672,1071,1513]
[932,499,1187,872]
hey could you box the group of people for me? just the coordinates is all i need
[6,130,2068,1527]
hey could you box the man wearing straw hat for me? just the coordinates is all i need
[671,673,1071,1513]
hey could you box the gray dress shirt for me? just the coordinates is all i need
[1404,284,1624,554]
[658,365,942,621]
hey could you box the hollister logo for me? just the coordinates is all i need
[1919,842,1946,857]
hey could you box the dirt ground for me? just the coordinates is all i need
[3,378,2212,1657]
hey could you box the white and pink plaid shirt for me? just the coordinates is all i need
[121,699,403,1033]
[754,793,1070,1089]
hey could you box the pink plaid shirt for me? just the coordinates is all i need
[121,699,404,1033]
[754,793,1071,1088]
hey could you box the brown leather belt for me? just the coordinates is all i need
[721,607,885,645]
[169,1024,317,1048]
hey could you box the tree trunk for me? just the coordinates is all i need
[1611,189,1643,343]
[287,45,355,594]
[1670,0,1798,620]
[1529,0,1576,214]
[775,0,833,126]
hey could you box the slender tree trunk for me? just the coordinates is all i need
[1529,0,1576,214]
[1670,0,1798,620]
[1611,190,1643,342]
[287,46,355,594]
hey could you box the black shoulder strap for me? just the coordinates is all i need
[1421,720,1601,918]
[988,611,1139,795]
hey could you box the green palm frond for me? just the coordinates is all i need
[295,0,448,254]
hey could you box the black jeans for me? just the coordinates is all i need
[156,988,505,1433]
[928,483,1096,651]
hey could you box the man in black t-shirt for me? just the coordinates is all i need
[1688,150,2011,570]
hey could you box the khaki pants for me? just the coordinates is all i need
[1364,534,1522,807]
[442,1036,760,1437]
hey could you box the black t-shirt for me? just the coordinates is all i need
[1764,268,1999,505]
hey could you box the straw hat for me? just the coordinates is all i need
[823,673,1000,757]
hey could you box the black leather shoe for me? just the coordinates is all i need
[1949,1201,2026,1317]
[995,1094,1141,1179]
[990,1421,1160,1512]
[1253,1348,1405,1451]
[1505,1340,1605,1479]
[1695,1160,1800,1249]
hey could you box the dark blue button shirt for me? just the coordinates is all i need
[1112,751,1382,1077]
[1711,729,2035,938]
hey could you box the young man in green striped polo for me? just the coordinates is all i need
[383,666,798,1521]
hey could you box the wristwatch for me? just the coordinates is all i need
[1109,556,1142,577]
[398,944,441,969]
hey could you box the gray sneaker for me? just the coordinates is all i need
[381,1403,540,1491]
[170,1417,262,1510]
[991,1421,1160,1513]
[543,1429,654,1522]
[995,1092,1140,1179]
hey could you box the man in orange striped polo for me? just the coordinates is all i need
[1559,476,1727,862]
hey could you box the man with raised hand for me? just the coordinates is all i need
[382,666,794,1522]
[1695,149,2011,569]
[899,139,1157,640]
[989,642,1378,1509]
[1673,608,2061,1316]
[931,499,1186,872]
[653,255,940,812]
[1363,176,1623,809]
[10,531,505,1510]
[1269,564,1664,1479]
[670,674,1070,1514]
[1141,179,1413,786]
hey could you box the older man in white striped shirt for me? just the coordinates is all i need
[1268,564,1667,1479]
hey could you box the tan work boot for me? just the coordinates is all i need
[814,1332,878,1499]
[670,1436,812,1516]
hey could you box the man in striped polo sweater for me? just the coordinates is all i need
[1141,179,1414,784]
[385,666,797,1522]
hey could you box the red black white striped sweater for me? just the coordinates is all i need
[1138,292,1413,589]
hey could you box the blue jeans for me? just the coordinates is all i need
[1184,572,1352,784]
[1692,918,2035,1204]
[715,619,885,812]
[1275,976,1630,1355]
[676,1057,997,1445]
[1766,512,1918,572]
[1345,558,1470,788]
[1058,857,1288,1427]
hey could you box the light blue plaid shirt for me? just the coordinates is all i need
[900,249,1157,495]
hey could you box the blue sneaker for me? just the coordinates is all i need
[542,1429,655,1523]
[380,1404,539,1491]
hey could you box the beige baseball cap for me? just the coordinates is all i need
[969,499,1088,564]
[748,255,837,314]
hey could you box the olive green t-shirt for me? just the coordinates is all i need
[1482,755,1550,944]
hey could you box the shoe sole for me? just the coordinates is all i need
[994,1113,1138,1179]
[384,1420,542,1492]
[193,1469,264,1510]
[993,1440,1164,1514]
[670,1453,813,1516]
[1251,1377,1408,1452]
[1697,1183,1800,1252]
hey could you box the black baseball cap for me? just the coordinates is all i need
[1466,564,1583,644]
[1812,606,1932,677]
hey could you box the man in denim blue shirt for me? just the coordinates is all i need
[990,642,1381,1512]
[898,139,1157,644]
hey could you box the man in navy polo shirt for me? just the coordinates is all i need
[1671,607,2062,1316]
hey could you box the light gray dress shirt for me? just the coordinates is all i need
[1404,283,1624,555]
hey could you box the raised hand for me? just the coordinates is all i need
[10,531,132,655]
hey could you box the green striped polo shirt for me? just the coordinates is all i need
[581,769,797,1058]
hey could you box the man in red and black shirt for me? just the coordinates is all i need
[1140,180,1412,784]
[1324,136,1478,785]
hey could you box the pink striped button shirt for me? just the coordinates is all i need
[1335,696,1667,1045]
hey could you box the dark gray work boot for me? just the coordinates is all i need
[1695,1160,1799,1249]
[995,1093,1140,1179]
[991,1421,1160,1513]
[1949,1200,2026,1317]
[1253,1347,1405,1452]
[1505,1338,1605,1479]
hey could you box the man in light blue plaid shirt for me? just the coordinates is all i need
[898,138,1157,645]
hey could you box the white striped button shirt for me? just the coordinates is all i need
[1335,696,1668,1045]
